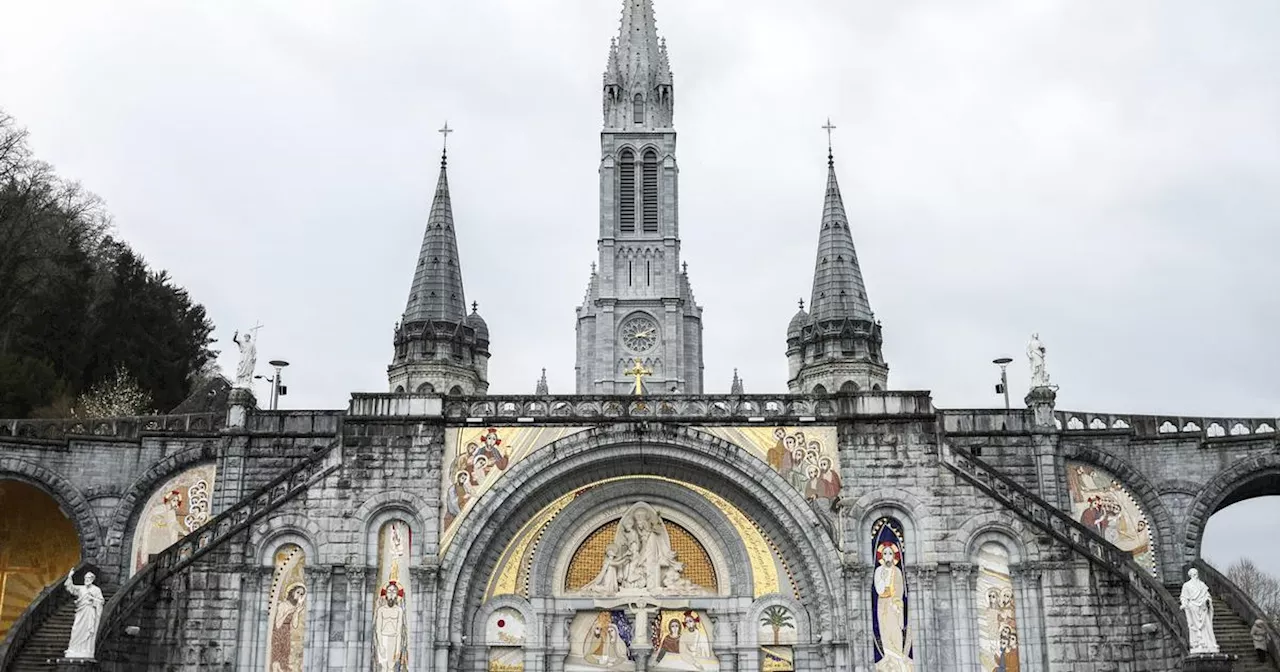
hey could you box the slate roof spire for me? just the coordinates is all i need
[402,145,467,324]
[808,146,874,323]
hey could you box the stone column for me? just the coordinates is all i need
[950,562,978,669]
[1012,564,1046,672]
[344,566,368,671]
[304,564,332,671]
[915,566,938,669]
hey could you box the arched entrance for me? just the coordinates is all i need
[0,480,81,638]
[1195,459,1280,587]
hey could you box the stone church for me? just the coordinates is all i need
[1,1,1277,671]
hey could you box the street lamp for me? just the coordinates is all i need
[992,357,1013,410]
[254,360,290,410]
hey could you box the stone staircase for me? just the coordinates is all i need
[5,587,114,671]
[1164,585,1278,672]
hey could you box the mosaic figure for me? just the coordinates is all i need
[373,520,411,671]
[649,609,718,671]
[700,427,840,508]
[1064,461,1158,574]
[975,543,1019,672]
[265,544,307,672]
[566,610,634,671]
[871,517,912,671]
[131,464,216,575]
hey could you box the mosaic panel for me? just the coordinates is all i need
[265,544,307,672]
[566,610,636,671]
[1064,460,1158,574]
[372,520,410,671]
[976,542,1020,672]
[700,426,840,506]
[871,517,913,670]
[130,463,216,575]
[649,609,719,670]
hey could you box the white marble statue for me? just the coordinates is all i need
[1027,332,1052,389]
[64,569,105,660]
[579,501,706,596]
[1180,568,1220,655]
[232,328,258,389]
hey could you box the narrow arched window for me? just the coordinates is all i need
[633,94,644,124]
[618,149,636,233]
[642,149,658,233]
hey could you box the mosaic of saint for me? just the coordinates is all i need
[131,463,216,575]
[567,502,713,597]
[1064,461,1158,574]
[265,544,307,672]
[441,426,589,549]
[649,609,718,671]
[976,543,1020,672]
[566,610,635,671]
[701,427,840,508]
[0,480,81,638]
[871,517,912,671]
[373,520,410,672]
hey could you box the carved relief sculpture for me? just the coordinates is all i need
[578,502,708,597]
[63,569,104,659]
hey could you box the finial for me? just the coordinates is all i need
[682,261,688,274]
[438,121,453,165]
[471,301,478,313]
[798,298,805,311]
[591,262,597,274]
[822,117,837,164]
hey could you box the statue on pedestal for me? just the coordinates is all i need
[1180,568,1220,655]
[232,325,260,390]
[64,569,105,660]
[1027,333,1052,389]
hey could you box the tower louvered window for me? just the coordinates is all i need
[642,150,659,233]
[619,149,636,233]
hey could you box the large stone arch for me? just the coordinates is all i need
[436,423,846,658]
[1183,452,1280,564]
[526,477,756,598]
[103,440,220,574]
[0,455,102,562]
[1057,443,1179,580]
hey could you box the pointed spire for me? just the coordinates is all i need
[730,368,744,395]
[536,368,549,395]
[603,0,674,129]
[809,138,873,324]
[402,126,467,324]
[615,0,666,87]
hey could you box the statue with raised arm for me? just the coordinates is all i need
[1027,332,1051,389]
[64,569,105,659]
[1180,568,1220,655]
[232,327,258,389]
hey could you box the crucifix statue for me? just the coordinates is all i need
[624,358,652,396]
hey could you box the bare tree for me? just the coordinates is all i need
[1228,558,1280,623]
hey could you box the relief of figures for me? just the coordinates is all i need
[976,543,1020,672]
[373,520,410,672]
[701,427,841,510]
[1064,461,1158,574]
[131,464,216,575]
[577,502,708,597]
[441,426,590,549]
[871,517,912,672]
[566,611,635,671]
[649,609,718,671]
[265,544,307,672]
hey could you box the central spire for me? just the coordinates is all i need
[603,0,674,129]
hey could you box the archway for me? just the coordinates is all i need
[0,480,81,638]
[1196,463,1280,591]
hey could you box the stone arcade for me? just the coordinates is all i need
[1,1,1278,671]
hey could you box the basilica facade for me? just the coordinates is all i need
[1,1,1278,671]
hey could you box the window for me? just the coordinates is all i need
[642,150,659,232]
[633,94,644,124]
[619,149,636,233]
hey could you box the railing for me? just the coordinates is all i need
[95,441,342,654]
[0,412,224,441]
[0,561,93,670]
[941,443,1189,650]
[1195,559,1280,667]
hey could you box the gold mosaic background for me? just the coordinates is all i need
[564,519,717,591]
[0,480,81,638]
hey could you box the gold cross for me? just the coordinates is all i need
[623,358,652,396]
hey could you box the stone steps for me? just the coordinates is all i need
[1164,585,1277,672]
[8,591,112,672]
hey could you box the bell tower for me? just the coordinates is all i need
[575,0,704,394]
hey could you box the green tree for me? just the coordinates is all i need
[759,605,795,645]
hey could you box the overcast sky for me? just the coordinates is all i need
[2,1,1277,573]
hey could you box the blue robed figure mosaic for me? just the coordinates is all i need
[871,517,913,671]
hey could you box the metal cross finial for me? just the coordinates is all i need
[822,118,837,151]
[471,301,478,313]
[798,298,805,311]
[439,121,453,151]
[623,358,653,396]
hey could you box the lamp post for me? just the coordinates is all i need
[254,360,290,410]
[992,357,1013,410]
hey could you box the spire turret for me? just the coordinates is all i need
[535,368,549,395]
[389,125,490,395]
[787,126,888,394]
[730,369,744,395]
[603,0,674,129]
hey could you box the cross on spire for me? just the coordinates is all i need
[623,358,653,396]
[439,121,453,150]
[822,118,837,162]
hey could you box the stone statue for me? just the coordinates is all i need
[64,569,105,659]
[579,501,707,596]
[232,328,258,389]
[1180,568,1219,655]
[1027,332,1051,389]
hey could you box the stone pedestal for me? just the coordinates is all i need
[1024,385,1058,431]
[1183,653,1233,671]
[226,387,257,429]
